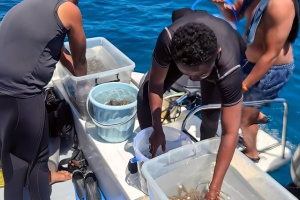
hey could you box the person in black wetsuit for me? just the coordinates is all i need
[0,0,87,199]
[211,0,299,162]
[137,8,246,199]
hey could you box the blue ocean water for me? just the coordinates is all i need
[1,0,299,186]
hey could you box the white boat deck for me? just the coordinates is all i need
[52,74,204,200]
[52,72,293,199]
[0,71,293,200]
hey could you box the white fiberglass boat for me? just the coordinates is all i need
[46,70,294,200]
[0,37,296,200]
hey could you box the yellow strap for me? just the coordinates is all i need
[0,169,4,187]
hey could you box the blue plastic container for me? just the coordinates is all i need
[87,82,138,143]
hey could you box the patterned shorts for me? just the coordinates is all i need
[240,57,294,106]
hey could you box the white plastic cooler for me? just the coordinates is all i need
[56,37,135,120]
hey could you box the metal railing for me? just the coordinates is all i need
[181,98,288,158]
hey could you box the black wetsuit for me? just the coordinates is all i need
[137,10,246,140]
[0,0,67,199]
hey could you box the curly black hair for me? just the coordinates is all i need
[171,23,218,66]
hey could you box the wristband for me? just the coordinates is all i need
[242,84,248,92]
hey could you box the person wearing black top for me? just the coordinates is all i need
[0,0,87,199]
[137,8,246,199]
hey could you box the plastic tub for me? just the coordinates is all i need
[133,126,193,194]
[87,82,138,143]
[141,138,297,200]
[56,37,135,120]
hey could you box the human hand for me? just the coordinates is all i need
[49,170,72,185]
[148,129,166,158]
[204,188,221,200]
[210,0,225,4]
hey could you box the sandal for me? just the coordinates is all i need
[257,116,270,124]
[245,155,260,163]
[241,150,260,163]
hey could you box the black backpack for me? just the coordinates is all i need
[44,87,88,173]
[44,87,74,138]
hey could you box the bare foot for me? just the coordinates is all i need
[49,170,72,185]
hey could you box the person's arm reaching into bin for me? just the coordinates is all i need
[206,101,242,199]
[58,1,87,77]
[148,58,169,158]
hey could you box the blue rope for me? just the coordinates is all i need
[191,0,238,24]
[191,0,203,10]
[224,0,238,23]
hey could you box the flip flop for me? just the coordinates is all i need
[84,171,105,200]
[257,116,270,124]
[241,149,261,163]
[72,169,85,200]
[245,155,261,163]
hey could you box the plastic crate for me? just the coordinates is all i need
[141,138,297,200]
[56,37,135,119]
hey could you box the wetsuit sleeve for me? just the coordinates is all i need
[152,29,172,68]
[217,67,243,107]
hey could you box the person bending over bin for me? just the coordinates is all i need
[137,8,246,200]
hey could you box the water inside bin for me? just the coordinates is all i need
[134,126,193,195]
[88,82,138,142]
[65,46,118,100]
[155,154,264,200]
[86,46,117,74]
[65,46,119,118]
[94,88,136,105]
[140,135,194,160]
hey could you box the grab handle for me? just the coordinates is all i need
[181,98,288,158]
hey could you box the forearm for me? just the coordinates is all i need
[243,54,277,89]
[59,47,75,75]
[209,103,241,193]
[149,90,163,132]
[147,58,169,133]
[68,32,87,76]
[73,55,87,76]
[210,132,238,191]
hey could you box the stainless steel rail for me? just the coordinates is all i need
[181,98,288,158]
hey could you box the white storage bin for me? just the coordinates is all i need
[141,138,297,200]
[133,126,193,194]
[56,37,135,119]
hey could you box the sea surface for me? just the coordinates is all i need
[1,0,300,186]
